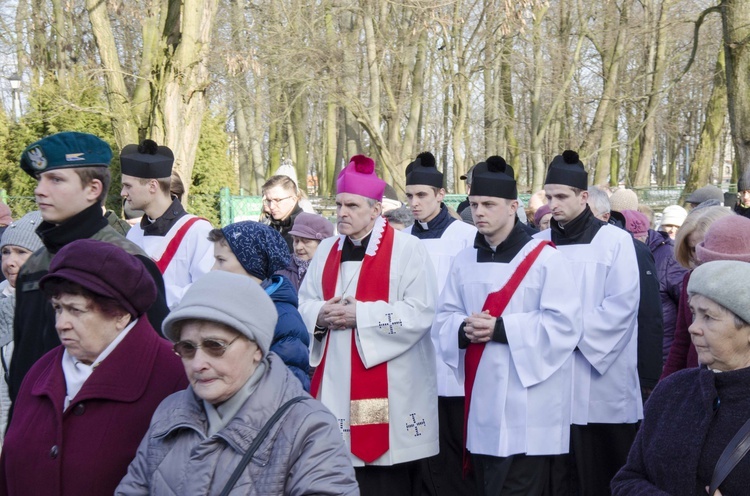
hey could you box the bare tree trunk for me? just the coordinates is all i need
[500,40,521,177]
[85,0,139,146]
[529,3,549,191]
[484,9,500,157]
[722,0,750,183]
[402,28,428,167]
[150,0,220,195]
[581,0,629,182]
[234,100,251,194]
[323,5,338,196]
[323,101,337,196]
[15,0,30,77]
[683,46,727,201]
[268,85,283,174]
[50,0,68,82]
[290,85,308,183]
[528,3,584,191]
[250,94,265,193]
[634,0,671,187]
[594,98,620,186]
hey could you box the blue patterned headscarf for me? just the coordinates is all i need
[221,221,291,280]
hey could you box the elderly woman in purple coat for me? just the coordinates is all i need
[612,260,750,496]
[0,239,188,496]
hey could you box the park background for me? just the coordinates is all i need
[0,0,747,224]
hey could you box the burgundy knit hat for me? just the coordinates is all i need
[40,239,157,317]
[534,204,552,227]
[696,214,750,264]
[622,209,650,238]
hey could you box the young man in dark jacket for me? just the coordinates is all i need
[7,132,169,423]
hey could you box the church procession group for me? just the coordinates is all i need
[0,129,746,496]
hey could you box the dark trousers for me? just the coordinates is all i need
[355,460,421,496]
[421,396,476,496]
[472,453,551,496]
[570,423,637,496]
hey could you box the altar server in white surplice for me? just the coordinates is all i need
[403,151,477,496]
[120,140,213,309]
[534,150,641,496]
[435,157,582,496]
[299,154,438,496]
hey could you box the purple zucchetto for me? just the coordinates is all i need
[221,221,291,280]
[40,239,157,318]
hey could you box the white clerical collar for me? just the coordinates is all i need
[418,220,429,230]
[61,318,137,411]
[349,230,374,246]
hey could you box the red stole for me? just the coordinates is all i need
[154,217,204,274]
[463,240,552,473]
[310,223,395,463]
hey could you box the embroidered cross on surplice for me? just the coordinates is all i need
[406,413,426,437]
[378,312,403,334]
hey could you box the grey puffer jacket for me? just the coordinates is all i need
[116,353,359,496]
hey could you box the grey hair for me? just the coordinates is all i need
[383,206,414,227]
[587,186,611,216]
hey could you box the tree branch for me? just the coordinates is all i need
[674,5,722,83]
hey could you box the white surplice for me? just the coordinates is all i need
[435,238,582,457]
[127,215,214,309]
[299,216,439,466]
[404,219,477,397]
[534,224,642,425]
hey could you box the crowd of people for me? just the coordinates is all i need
[0,130,748,496]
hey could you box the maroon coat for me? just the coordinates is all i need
[0,318,188,496]
[660,270,699,379]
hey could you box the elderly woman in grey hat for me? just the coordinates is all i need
[0,211,44,446]
[612,260,750,496]
[287,212,334,290]
[116,270,358,496]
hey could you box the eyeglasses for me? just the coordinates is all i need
[173,335,243,359]
[263,196,294,206]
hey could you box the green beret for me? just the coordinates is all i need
[20,132,112,177]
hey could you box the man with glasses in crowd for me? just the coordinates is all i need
[260,175,305,251]
[734,174,750,219]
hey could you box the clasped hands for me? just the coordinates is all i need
[317,296,357,330]
[463,310,496,344]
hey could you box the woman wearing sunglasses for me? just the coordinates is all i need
[116,270,358,495]
[0,239,188,496]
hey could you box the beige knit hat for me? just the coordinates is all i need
[609,188,639,213]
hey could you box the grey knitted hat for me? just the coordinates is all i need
[0,211,44,252]
[162,271,279,356]
[688,260,750,324]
